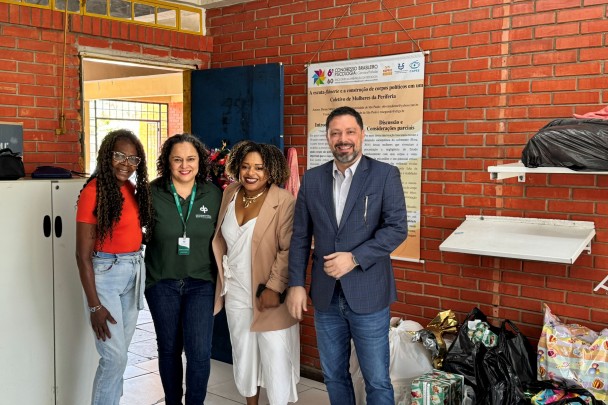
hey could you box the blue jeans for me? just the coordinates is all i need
[91,250,144,405]
[314,283,393,405]
[145,278,215,405]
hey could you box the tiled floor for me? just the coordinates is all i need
[121,304,330,405]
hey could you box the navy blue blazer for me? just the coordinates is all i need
[288,155,408,314]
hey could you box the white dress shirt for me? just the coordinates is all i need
[332,156,362,226]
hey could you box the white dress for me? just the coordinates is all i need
[221,199,300,404]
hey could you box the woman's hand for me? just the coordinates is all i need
[90,307,117,341]
[258,288,280,311]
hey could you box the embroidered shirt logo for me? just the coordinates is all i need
[196,205,212,219]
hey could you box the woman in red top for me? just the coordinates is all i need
[76,129,153,405]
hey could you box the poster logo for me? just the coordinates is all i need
[396,60,421,74]
[312,69,326,86]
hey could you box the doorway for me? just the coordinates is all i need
[81,56,188,178]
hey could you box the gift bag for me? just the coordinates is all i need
[537,305,608,401]
[524,380,604,405]
[351,318,433,405]
[0,148,25,180]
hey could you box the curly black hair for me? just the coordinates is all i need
[80,129,153,245]
[225,140,290,185]
[156,133,211,188]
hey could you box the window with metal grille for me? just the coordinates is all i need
[89,99,167,178]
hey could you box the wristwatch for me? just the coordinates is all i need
[352,254,360,267]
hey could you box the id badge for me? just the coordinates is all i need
[178,237,190,255]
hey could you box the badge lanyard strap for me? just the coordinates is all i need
[170,182,197,238]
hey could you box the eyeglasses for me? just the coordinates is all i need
[112,151,141,166]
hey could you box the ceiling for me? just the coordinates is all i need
[82,58,182,81]
[82,58,185,103]
[193,0,252,8]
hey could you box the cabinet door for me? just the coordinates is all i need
[0,181,55,405]
[52,180,98,405]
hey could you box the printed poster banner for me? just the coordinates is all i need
[307,52,424,262]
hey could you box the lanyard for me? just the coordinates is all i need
[170,182,197,238]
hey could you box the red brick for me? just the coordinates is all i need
[557,6,604,21]
[512,12,556,28]
[556,34,602,49]
[554,91,600,105]
[555,61,602,76]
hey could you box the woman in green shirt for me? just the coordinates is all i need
[144,133,222,405]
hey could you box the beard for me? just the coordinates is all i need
[331,143,360,164]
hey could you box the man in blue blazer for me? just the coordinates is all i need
[287,106,408,405]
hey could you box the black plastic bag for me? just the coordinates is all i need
[442,308,498,392]
[443,310,536,405]
[475,322,529,405]
[521,118,608,171]
[501,319,536,386]
[0,148,25,180]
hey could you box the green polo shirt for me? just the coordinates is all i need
[145,178,222,288]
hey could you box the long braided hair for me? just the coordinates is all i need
[80,129,154,245]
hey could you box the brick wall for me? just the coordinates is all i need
[206,0,608,370]
[168,101,184,140]
[0,4,211,173]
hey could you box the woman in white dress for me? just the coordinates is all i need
[212,140,300,405]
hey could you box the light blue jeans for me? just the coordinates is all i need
[314,283,393,405]
[91,250,145,405]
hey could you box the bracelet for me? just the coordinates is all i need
[89,304,103,313]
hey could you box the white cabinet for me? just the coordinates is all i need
[0,179,98,405]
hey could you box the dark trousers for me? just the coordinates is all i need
[145,278,215,405]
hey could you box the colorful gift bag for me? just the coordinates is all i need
[537,305,608,401]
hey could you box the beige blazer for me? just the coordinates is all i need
[212,182,298,332]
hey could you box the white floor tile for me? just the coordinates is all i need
[123,311,330,405]
[298,377,328,392]
[124,364,151,380]
[135,358,159,373]
[137,322,157,333]
[204,392,243,404]
[127,351,150,366]
[208,359,235,387]
[206,379,244,403]
[137,309,154,325]
[120,373,164,405]
[293,387,331,404]
[131,327,156,344]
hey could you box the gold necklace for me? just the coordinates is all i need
[242,188,267,208]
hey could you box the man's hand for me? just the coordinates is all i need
[90,307,116,341]
[286,286,308,321]
[323,252,357,279]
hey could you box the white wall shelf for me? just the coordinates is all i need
[439,215,595,264]
[488,161,608,182]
